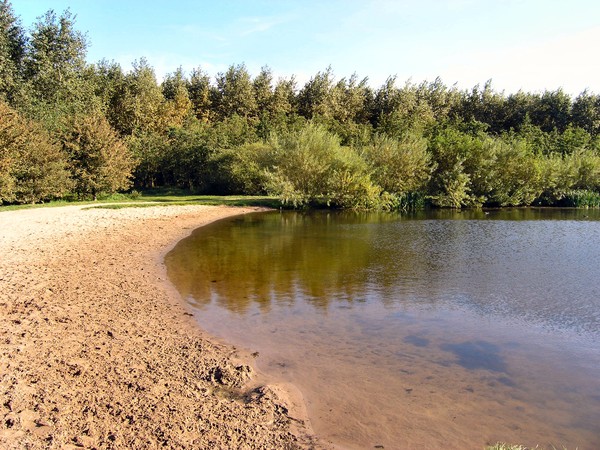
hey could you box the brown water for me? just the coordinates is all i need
[165,209,600,449]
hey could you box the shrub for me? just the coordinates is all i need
[362,133,433,197]
[264,123,382,208]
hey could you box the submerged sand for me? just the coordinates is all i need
[0,204,324,449]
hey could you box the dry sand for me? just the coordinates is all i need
[0,204,326,449]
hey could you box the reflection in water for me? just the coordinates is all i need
[165,209,600,449]
[440,341,508,373]
[403,335,430,348]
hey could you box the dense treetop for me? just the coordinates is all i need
[1,1,600,207]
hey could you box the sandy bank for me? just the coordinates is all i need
[0,204,323,449]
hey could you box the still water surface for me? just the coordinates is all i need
[165,209,600,449]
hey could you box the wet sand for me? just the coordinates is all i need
[0,204,323,449]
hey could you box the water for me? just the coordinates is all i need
[165,209,600,449]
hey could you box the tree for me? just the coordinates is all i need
[501,90,537,131]
[272,76,296,116]
[486,138,542,206]
[529,89,572,133]
[372,78,434,137]
[326,73,371,125]
[61,113,135,199]
[89,59,127,129]
[188,67,213,122]
[162,67,193,127]
[0,100,71,203]
[416,78,461,124]
[110,58,166,135]
[427,126,484,208]
[24,8,93,120]
[214,63,257,119]
[460,80,507,134]
[0,0,27,104]
[572,90,600,137]
[127,131,168,188]
[253,65,274,113]
[297,67,334,119]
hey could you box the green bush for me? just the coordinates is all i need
[558,189,600,207]
[362,133,433,196]
[264,124,382,209]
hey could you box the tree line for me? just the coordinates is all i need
[1,1,600,208]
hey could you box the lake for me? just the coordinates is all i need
[165,209,600,449]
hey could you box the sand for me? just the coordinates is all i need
[0,204,325,449]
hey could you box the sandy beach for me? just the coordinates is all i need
[0,204,324,449]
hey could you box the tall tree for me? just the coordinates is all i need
[162,67,193,127]
[188,67,212,122]
[297,67,334,118]
[111,58,165,135]
[327,73,371,125]
[0,100,71,203]
[253,65,274,114]
[214,63,257,119]
[0,0,26,104]
[271,76,296,116]
[89,59,126,128]
[530,88,572,133]
[25,9,93,120]
[572,90,600,137]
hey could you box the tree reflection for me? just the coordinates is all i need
[166,211,404,312]
[165,209,600,335]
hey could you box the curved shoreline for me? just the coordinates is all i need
[0,204,324,449]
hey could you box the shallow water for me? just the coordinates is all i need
[165,209,600,449]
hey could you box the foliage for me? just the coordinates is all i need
[127,131,169,188]
[0,100,71,203]
[60,112,134,199]
[23,8,97,125]
[486,138,542,206]
[557,189,600,207]
[427,125,483,207]
[0,0,27,104]
[2,3,600,209]
[362,132,432,196]
[214,63,257,120]
[264,124,382,208]
[213,142,273,195]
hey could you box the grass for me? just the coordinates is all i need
[0,188,282,212]
[0,199,97,212]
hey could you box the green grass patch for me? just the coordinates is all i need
[88,188,281,209]
[0,199,97,212]
[86,196,281,210]
[1,188,282,212]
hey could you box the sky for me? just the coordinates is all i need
[13,0,600,95]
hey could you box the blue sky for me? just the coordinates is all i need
[13,0,600,94]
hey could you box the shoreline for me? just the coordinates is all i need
[0,204,324,449]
